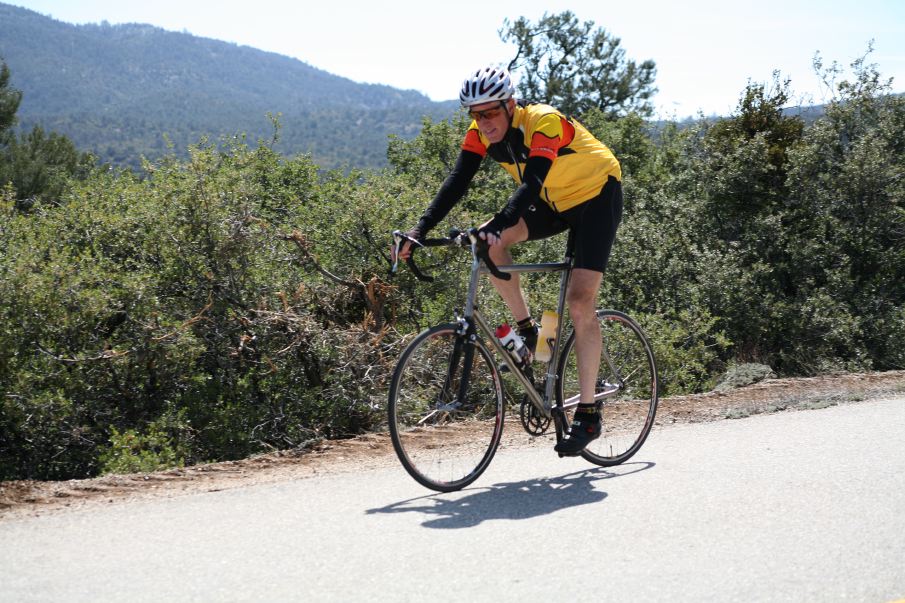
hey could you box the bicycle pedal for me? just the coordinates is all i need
[556,447,583,458]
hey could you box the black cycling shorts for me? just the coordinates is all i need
[521,176,623,273]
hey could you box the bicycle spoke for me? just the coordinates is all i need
[556,310,658,466]
[416,409,446,426]
[388,325,504,492]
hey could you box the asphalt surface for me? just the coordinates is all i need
[1,397,904,602]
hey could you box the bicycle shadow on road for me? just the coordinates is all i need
[366,461,654,529]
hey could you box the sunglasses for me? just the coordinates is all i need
[469,103,506,122]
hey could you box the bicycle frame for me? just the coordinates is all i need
[459,235,578,424]
[466,260,570,420]
[393,228,625,438]
[389,227,660,490]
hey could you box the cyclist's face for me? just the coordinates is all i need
[469,100,512,143]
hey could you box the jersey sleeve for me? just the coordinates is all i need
[483,155,553,235]
[462,124,489,157]
[528,113,575,161]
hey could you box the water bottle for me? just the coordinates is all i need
[495,323,529,366]
[534,310,559,363]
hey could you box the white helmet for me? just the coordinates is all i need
[459,66,515,107]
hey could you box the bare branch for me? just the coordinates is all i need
[281,230,359,289]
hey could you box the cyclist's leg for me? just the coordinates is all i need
[481,217,531,321]
[482,202,570,322]
[565,177,623,402]
[566,268,604,404]
[555,178,623,454]
[555,268,605,455]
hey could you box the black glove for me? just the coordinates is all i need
[477,219,503,241]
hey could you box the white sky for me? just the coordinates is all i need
[7,0,905,118]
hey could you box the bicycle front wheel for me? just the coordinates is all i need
[556,310,658,466]
[388,324,504,492]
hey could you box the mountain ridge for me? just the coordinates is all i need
[0,3,460,168]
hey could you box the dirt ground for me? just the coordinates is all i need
[2,370,904,520]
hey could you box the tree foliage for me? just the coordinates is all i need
[0,58,22,139]
[1,46,902,482]
[0,59,94,211]
[501,11,657,117]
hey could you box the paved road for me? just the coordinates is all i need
[2,397,904,602]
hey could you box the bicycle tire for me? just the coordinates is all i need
[388,324,504,492]
[556,310,658,466]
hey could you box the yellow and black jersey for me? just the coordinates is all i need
[462,101,621,212]
[415,100,621,237]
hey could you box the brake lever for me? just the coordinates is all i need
[391,230,434,282]
[391,230,423,274]
[466,228,511,281]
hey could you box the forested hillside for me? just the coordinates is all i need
[0,3,458,168]
[1,8,902,483]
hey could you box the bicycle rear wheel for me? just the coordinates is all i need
[556,310,658,466]
[388,324,504,492]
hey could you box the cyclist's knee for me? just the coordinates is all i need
[567,273,601,311]
[567,292,596,319]
[488,225,526,260]
[499,220,529,247]
[488,241,511,263]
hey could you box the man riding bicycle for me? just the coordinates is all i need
[395,65,623,455]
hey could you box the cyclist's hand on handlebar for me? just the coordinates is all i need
[477,224,502,247]
[391,228,422,262]
[391,228,436,282]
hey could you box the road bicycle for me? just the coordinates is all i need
[388,228,658,492]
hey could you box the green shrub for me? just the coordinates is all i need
[2,53,902,481]
[99,408,191,474]
[637,310,730,397]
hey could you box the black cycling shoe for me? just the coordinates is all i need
[519,325,538,357]
[554,408,602,456]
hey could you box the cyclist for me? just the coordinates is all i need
[395,65,622,455]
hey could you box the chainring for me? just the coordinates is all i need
[519,394,552,435]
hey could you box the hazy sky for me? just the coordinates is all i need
[7,0,905,118]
